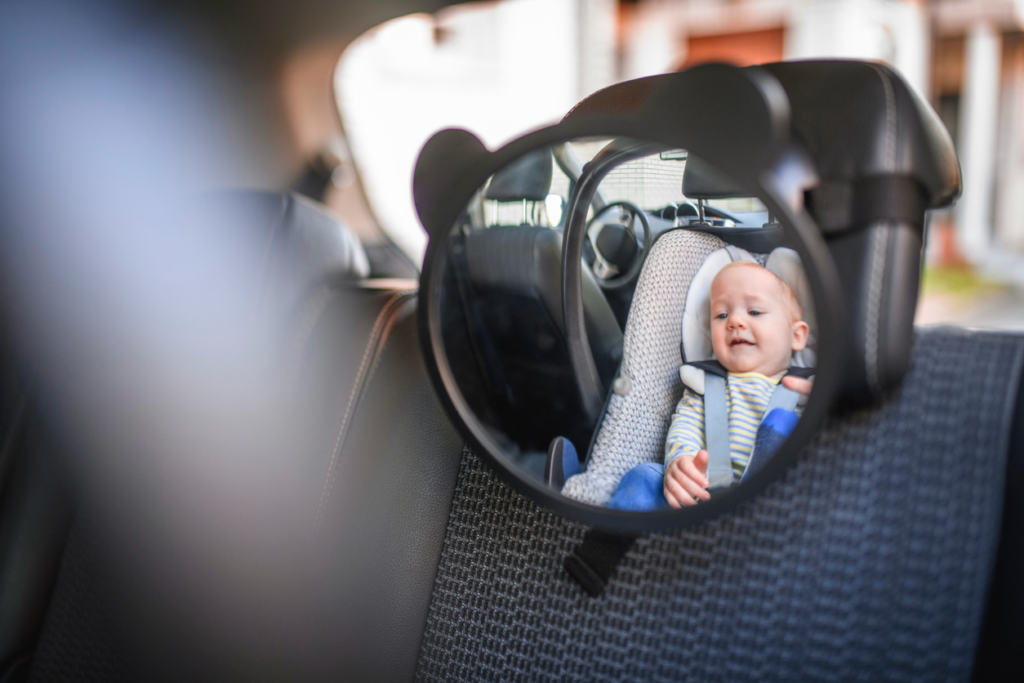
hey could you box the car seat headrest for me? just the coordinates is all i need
[682,154,747,199]
[682,245,816,368]
[484,148,553,202]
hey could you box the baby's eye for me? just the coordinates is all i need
[714,312,727,320]
[748,309,763,316]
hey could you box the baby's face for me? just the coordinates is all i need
[709,264,809,376]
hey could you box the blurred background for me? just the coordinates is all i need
[273,0,1024,330]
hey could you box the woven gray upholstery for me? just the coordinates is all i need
[562,229,725,505]
[415,328,1024,682]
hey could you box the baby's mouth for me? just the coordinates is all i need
[729,338,755,347]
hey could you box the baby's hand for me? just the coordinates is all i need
[781,375,813,395]
[663,450,711,508]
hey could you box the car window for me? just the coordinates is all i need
[335,1,585,264]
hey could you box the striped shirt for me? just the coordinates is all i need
[664,372,783,480]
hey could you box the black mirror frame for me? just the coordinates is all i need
[414,63,847,533]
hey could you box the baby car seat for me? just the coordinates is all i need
[561,228,813,506]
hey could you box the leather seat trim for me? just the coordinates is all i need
[863,64,896,396]
[864,221,891,395]
[860,64,892,397]
[314,290,417,531]
[286,285,336,384]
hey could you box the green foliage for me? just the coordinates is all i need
[921,265,1005,299]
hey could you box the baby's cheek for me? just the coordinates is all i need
[710,329,729,356]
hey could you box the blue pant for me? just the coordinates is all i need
[608,408,801,511]
[608,462,670,511]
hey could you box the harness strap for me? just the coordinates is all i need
[564,530,637,597]
[804,174,930,234]
[765,382,802,416]
[703,373,733,489]
[703,370,812,489]
[724,244,750,262]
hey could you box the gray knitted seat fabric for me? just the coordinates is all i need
[562,229,725,506]
[415,328,1024,682]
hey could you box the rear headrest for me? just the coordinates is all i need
[682,246,816,369]
[761,61,959,210]
[210,190,369,308]
[760,61,961,403]
[682,154,747,199]
[484,148,553,202]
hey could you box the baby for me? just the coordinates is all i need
[661,260,810,508]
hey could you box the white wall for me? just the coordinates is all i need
[786,0,929,96]
[995,41,1024,253]
[957,21,1002,262]
[623,0,929,95]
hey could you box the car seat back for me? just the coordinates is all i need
[18,192,451,682]
[415,328,1024,682]
[454,152,623,454]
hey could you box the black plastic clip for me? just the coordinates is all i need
[564,529,638,597]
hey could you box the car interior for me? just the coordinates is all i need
[0,3,1022,683]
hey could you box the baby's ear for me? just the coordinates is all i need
[791,320,810,351]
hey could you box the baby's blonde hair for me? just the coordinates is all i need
[714,260,804,323]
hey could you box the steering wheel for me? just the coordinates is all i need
[585,201,651,290]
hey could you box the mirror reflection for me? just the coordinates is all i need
[437,137,817,513]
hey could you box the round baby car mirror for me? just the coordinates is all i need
[415,64,846,533]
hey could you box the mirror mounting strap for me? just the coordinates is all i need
[805,175,929,235]
[564,529,639,597]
